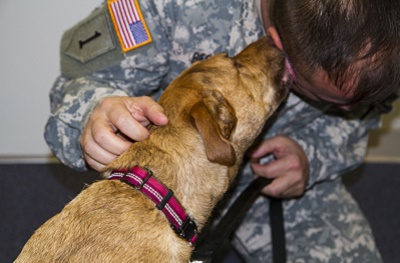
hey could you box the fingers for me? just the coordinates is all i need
[81,118,131,171]
[251,159,304,197]
[249,135,310,199]
[82,143,117,172]
[129,97,169,126]
[107,102,151,142]
[111,97,168,141]
[249,135,291,160]
[80,96,168,171]
[260,171,307,198]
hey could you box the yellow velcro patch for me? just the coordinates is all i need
[107,0,152,53]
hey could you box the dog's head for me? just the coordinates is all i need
[159,36,289,167]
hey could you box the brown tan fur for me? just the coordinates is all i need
[15,37,288,263]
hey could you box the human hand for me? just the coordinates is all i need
[249,135,309,199]
[80,96,168,171]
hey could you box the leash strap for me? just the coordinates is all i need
[191,177,286,263]
[109,166,198,245]
[270,198,286,263]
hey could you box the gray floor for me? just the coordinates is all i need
[1,163,399,262]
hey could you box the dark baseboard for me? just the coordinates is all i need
[1,163,399,263]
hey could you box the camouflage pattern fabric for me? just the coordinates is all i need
[44,0,383,262]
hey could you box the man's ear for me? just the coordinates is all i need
[189,90,237,166]
[268,27,284,51]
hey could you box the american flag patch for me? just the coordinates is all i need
[107,0,152,52]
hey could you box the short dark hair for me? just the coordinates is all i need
[273,0,400,105]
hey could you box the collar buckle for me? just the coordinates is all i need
[173,216,198,246]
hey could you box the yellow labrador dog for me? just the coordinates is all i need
[16,36,289,263]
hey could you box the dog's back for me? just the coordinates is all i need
[15,36,289,263]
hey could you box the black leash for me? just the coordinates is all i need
[269,197,286,263]
[191,177,286,262]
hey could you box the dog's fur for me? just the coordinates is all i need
[15,37,288,263]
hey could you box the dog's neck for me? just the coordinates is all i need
[107,124,240,230]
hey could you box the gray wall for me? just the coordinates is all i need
[0,0,99,161]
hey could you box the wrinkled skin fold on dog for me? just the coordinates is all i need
[15,36,289,263]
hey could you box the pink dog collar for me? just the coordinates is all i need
[108,166,198,246]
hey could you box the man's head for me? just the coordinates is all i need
[269,0,400,110]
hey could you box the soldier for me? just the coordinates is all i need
[45,0,399,262]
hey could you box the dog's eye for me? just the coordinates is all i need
[234,61,243,68]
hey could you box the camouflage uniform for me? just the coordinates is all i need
[44,0,384,262]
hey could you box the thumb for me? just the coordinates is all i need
[249,138,276,159]
[144,104,168,126]
[128,97,169,126]
[250,136,284,159]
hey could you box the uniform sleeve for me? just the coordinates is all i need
[289,108,381,189]
[44,76,130,170]
[266,93,384,189]
[296,94,398,189]
[44,2,172,170]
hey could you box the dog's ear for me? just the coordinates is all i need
[190,90,237,166]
